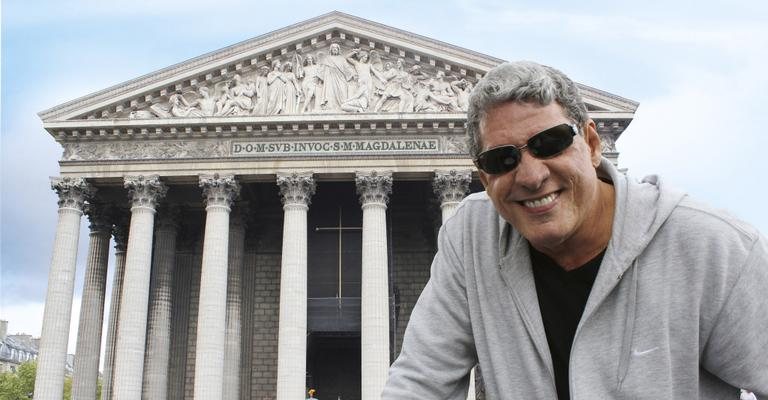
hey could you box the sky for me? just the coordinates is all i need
[1,0,767,362]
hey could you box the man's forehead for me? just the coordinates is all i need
[480,101,568,132]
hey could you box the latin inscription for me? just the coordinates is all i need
[232,138,440,156]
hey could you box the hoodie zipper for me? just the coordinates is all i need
[617,258,639,390]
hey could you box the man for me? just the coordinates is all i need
[382,61,768,399]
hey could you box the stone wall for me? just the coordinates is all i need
[389,181,439,360]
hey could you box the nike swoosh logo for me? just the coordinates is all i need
[632,347,659,356]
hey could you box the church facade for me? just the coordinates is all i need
[35,12,637,400]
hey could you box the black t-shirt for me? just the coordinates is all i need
[530,245,604,400]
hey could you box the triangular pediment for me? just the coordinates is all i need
[39,11,637,125]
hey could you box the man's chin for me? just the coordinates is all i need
[518,227,568,250]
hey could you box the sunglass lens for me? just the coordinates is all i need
[481,146,521,174]
[529,124,574,158]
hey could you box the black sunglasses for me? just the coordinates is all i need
[474,123,579,174]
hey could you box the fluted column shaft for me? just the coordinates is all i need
[112,175,167,400]
[222,207,247,400]
[275,172,315,400]
[142,209,179,400]
[72,205,112,400]
[102,216,129,400]
[35,177,94,400]
[193,175,240,400]
[356,171,393,400]
[433,170,474,399]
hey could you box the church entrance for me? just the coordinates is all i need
[306,182,363,398]
[306,333,361,400]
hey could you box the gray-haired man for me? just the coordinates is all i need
[382,61,768,399]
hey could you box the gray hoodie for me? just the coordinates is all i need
[383,159,768,399]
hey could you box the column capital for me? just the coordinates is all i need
[124,175,167,210]
[433,169,472,204]
[84,202,113,234]
[199,173,240,210]
[155,205,181,232]
[276,172,315,207]
[355,170,393,206]
[51,177,96,212]
[111,209,130,251]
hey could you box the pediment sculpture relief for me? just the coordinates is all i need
[127,43,476,120]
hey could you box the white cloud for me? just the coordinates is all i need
[618,55,768,233]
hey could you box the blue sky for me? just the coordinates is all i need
[1,0,767,355]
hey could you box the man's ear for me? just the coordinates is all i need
[583,119,602,167]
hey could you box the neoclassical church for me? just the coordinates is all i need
[34,11,637,400]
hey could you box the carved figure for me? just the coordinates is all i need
[214,80,233,115]
[216,74,255,116]
[451,79,473,111]
[188,86,216,116]
[297,55,322,113]
[413,80,439,113]
[372,58,414,113]
[266,60,287,115]
[426,71,460,112]
[129,109,156,119]
[341,49,376,112]
[317,43,354,111]
[149,91,201,118]
[282,62,302,114]
[252,66,270,115]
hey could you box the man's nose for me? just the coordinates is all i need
[513,151,549,191]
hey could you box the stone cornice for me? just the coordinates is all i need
[45,113,468,139]
[45,112,633,142]
[577,84,639,112]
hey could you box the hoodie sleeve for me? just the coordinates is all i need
[701,233,768,396]
[382,220,476,400]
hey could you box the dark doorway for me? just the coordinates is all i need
[306,333,361,400]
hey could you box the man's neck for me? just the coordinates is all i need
[535,180,615,271]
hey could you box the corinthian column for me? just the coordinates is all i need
[193,174,241,400]
[433,170,472,222]
[142,207,180,400]
[72,203,112,400]
[223,205,247,400]
[433,170,475,400]
[275,172,315,400]
[355,170,393,400]
[101,212,129,400]
[34,177,94,400]
[112,175,167,400]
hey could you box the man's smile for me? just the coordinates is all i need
[520,191,560,210]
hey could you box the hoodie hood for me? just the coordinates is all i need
[599,157,687,277]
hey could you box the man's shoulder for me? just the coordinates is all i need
[452,191,496,220]
[665,196,761,244]
[442,191,501,237]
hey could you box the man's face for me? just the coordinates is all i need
[477,101,603,251]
